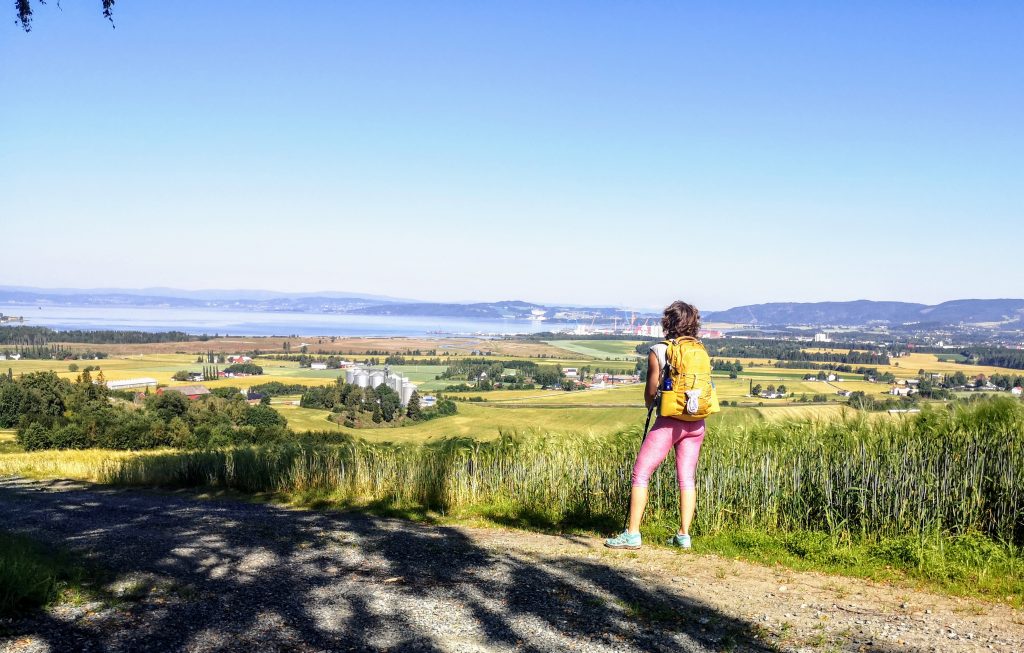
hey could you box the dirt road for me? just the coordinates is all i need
[1,477,1020,652]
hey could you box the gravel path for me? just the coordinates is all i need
[0,477,1021,653]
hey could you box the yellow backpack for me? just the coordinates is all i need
[658,337,720,421]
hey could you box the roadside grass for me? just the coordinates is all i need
[690,529,1022,608]
[0,531,104,618]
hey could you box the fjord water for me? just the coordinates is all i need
[3,304,554,337]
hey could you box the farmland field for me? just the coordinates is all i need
[274,400,645,443]
[6,337,1024,446]
[545,340,643,360]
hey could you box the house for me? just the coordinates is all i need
[160,385,211,400]
[563,368,579,378]
[1012,386,1023,396]
[245,390,267,405]
[188,373,204,382]
[310,362,328,370]
[890,386,912,397]
[827,373,837,382]
[421,395,437,408]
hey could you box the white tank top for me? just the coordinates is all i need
[650,342,668,370]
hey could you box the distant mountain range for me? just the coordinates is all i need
[2,287,1022,330]
[704,299,1024,328]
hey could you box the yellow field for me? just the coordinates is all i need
[755,404,853,422]
[881,352,1012,378]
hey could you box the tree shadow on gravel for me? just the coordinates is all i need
[0,477,894,652]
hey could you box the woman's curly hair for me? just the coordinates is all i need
[661,301,701,339]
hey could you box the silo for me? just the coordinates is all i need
[388,374,404,393]
[401,383,416,406]
[345,369,357,384]
[355,371,370,388]
[369,371,386,388]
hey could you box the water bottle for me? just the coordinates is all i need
[659,370,676,416]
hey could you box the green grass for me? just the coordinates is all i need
[0,531,101,617]
[693,529,1022,607]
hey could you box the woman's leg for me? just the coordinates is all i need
[674,421,706,535]
[626,419,675,533]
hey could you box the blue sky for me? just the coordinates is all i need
[1,2,1021,310]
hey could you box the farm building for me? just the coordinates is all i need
[160,385,211,400]
[563,368,579,378]
[310,362,328,370]
[245,390,267,405]
[106,377,158,391]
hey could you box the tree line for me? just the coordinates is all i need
[1,369,288,451]
[958,347,1024,371]
[299,381,456,427]
[637,339,890,366]
[0,326,195,345]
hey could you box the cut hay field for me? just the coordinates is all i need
[544,340,643,360]
[0,429,18,454]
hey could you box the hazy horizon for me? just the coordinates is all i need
[2,283,1022,314]
[3,3,1021,309]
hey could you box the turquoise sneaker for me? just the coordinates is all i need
[604,531,641,550]
[669,533,692,549]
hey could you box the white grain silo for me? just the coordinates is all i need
[401,383,416,406]
[345,369,357,384]
[386,374,401,392]
[369,371,386,388]
[355,371,370,388]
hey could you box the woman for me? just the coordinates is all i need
[605,301,706,550]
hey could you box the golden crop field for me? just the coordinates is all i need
[881,352,1013,378]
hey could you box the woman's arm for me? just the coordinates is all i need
[644,350,661,408]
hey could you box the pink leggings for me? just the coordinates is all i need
[631,417,706,491]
